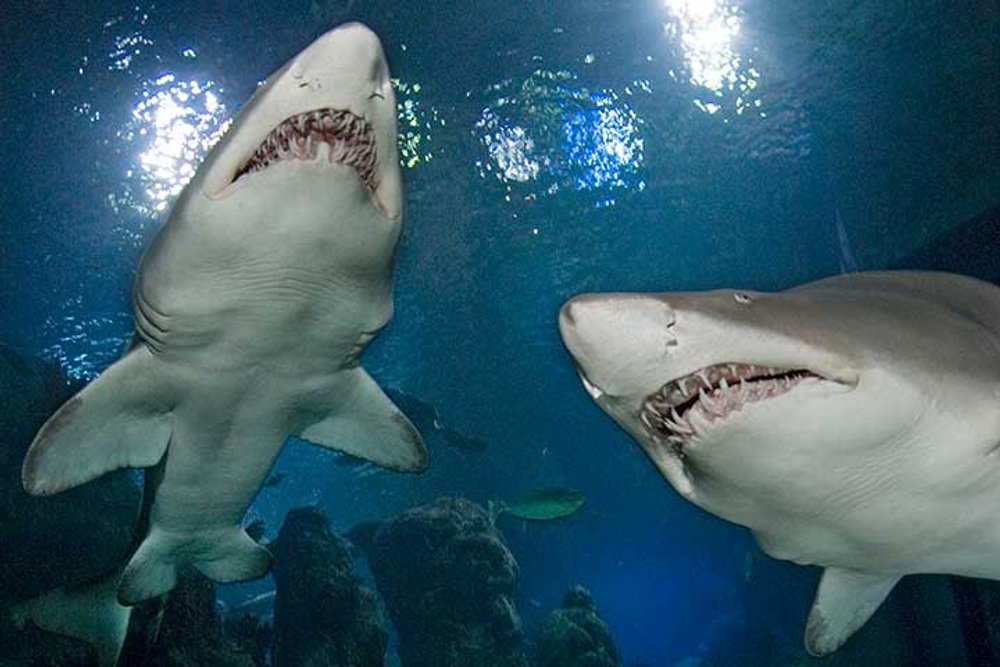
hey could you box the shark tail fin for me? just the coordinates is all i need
[21,347,173,497]
[119,528,272,605]
[10,574,132,667]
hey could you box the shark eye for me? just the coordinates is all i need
[369,91,385,100]
[734,292,753,305]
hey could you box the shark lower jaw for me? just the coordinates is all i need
[639,362,848,449]
[230,107,383,205]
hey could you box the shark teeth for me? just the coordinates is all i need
[640,362,821,445]
[233,108,378,190]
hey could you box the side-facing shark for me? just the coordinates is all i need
[558,271,1000,656]
[14,22,426,664]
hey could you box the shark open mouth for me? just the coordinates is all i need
[640,363,823,447]
[233,108,377,190]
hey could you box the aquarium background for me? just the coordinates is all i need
[1,0,999,665]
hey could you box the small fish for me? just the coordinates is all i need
[387,388,489,453]
[263,472,286,488]
[235,590,276,617]
[743,549,757,583]
[491,487,587,523]
[441,427,488,453]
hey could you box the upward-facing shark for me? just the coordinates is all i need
[16,22,427,658]
[558,271,1000,656]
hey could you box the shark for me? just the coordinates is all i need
[558,270,1000,656]
[13,22,426,665]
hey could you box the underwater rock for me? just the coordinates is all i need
[531,586,621,667]
[224,612,273,667]
[0,346,140,664]
[140,568,263,667]
[350,496,527,667]
[270,506,388,667]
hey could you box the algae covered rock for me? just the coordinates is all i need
[350,496,527,667]
[532,586,621,667]
[271,506,388,667]
[143,570,258,667]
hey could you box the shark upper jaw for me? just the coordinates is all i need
[196,22,402,219]
[231,107,380,196]
[577,361,860,464]
[637,362,854,452]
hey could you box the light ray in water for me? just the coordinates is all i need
[662,0,763,116]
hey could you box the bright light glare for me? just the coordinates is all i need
[665,0,740,92]
[664,0,762,115]
[122,76,231,215]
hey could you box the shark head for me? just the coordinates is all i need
[558,278,1000,514]
[177,22,402,236]
[560,272,1000,657]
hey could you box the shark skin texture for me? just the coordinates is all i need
[14,23,426,666]
[558,270,1000,656]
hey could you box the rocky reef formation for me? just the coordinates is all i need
[530,586,621,667]
[143,571,259,667]
[269,506,388,667]
[349,496,527,667]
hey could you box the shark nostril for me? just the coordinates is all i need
[560,303,578,327]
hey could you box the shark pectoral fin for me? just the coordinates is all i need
[299,367,429,473]
[11,575,132,667]
[804,567,901,657]
[194,529,273,583]
[22,347,172,497]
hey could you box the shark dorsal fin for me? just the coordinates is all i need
[805,567,901,656]
[298,368,428,473]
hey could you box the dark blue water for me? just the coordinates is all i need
[2,1,998,665]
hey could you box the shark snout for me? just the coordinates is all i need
[559,293,675,346]
[314,21,381,57]
[559,294,677,397]
[298,22,389,90]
